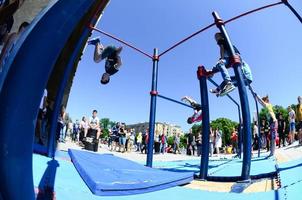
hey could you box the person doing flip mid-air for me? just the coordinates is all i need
[181,96,202,124]
[87,37,123,84]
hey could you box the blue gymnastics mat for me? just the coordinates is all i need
[68,149,193,196]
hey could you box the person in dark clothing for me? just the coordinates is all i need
[187,129,195,156]
[87,37,122,84]
[277,114,286,148]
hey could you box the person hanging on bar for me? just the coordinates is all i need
[208,33,252,97]
[255,94,278,156]
[181,96,202,124]
[87,37,123,84]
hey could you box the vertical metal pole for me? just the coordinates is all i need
[198,66,210,180]
[237,107,242,159]
[146,48,159,167]
[212,11,252,181]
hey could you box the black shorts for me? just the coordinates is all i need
[297,121,302,131]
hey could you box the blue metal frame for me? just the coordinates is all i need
[248,85,261,157]
[197,67,210,180]
[47,25,93,158]
[0,1,107,199]
[146,48,159,167]
[157,94,194,109]
[212,11,252,181]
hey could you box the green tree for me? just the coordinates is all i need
[99,118,116,139]
[210,118,238,146]
[100,118,110,129]
[180,135,187,148]
[167,135,174,146]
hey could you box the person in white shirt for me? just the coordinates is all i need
[214,129,222,156]
[89,110,101,139]
[80,116,89,138]
[288,106,296,145]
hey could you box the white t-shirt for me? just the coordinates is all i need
[80,120,89,129]
[289,110,296,123]
[89,116,99,127]
[39,89,47,110]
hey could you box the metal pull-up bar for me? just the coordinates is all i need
[157,94,194,109]
[158,1,291,58]
[89,26,153,59]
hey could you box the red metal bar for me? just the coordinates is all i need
[224,1,283,24]
[90,26,153,59]
[158,23,215,58]
[158,1,283,58]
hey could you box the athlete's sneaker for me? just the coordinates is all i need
[210,88,220,94]
[181,96,197,105]
[87,37,100,45]
[219,82,236,96]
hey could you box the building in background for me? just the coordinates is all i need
[127,122,183,136]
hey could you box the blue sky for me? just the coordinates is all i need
[67,0,302,132]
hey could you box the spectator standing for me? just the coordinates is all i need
[72,120,80,142]
[173,133,181,154]
[128,130,135,152]
[154,130,161,154]
[195,132,202,156]
[136,132,142,152]
[230,128,238,153]
[288,106,296,145]
[160,132,167,154]
[214,129,222,155]
[187,129,195,156]
[252,122,259,150]
[297,96,302,145]
[277,114,286,148]
[209,128,215,157]
[57,106,68,143]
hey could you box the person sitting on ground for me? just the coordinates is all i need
[87,37,123,84]
[181,96,202,124]
[255,95,278,156]
[207,33,253,96]
[88,110,101,139]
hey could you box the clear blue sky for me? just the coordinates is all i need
[67,0,302,132]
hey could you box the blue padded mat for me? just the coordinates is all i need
[68,149,193,196]
[153,156,276,179]
[278,158,302,187]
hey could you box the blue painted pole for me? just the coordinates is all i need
[248,85,261,157]
[47,27,92,158]
[197,66,210,180]
[146,48,159,167]
[157,94,194,109]
[212,11,252,181]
